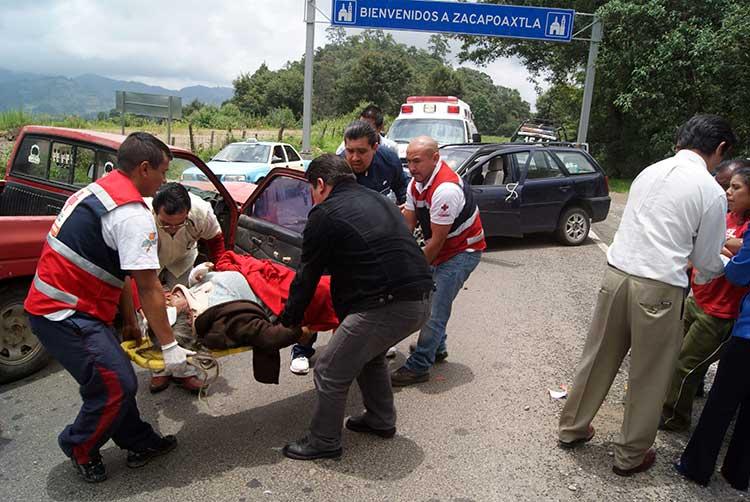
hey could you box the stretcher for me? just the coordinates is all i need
[121,339,251,371]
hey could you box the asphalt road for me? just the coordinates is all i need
[0,195,741,501]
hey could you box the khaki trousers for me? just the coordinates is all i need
[558,266,684,470]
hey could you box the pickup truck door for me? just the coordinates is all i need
[459,152,521,238]
[236,168,310,269]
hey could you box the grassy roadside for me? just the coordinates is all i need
[608,178,632,193]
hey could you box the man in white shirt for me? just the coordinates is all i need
[143,182,225,393]
[24,132,192,482]
[558,115,738,477]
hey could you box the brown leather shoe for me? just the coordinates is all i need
[172,376,206,394]
[149,375,171,394]
[558,425,595,450]
[612,448,656,477]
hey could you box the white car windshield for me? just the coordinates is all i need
[388,118,466,145]
[212,144,271,163]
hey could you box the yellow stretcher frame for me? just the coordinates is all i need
[121,339,251,371]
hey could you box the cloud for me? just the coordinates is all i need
[0,0,541,105]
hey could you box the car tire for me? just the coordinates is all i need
[0,281,51,384]
[557,206,590,246]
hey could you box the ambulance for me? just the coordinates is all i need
[386,96,481,167]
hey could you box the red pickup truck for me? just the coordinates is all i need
[0,126,313,383]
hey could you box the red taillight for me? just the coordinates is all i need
[407,96,459,103]
[604,176,610,193]
[401,105,413,113]
[447,105,460,114]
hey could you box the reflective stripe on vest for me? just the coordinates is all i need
[33,273,78,307]
[46,234,124,289]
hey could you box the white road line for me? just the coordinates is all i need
[588,229,609,255]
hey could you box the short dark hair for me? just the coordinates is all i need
[344,120,378,147]
[360,104,384,128]
[306,154,355,187]
[153,182,191,215]
[716,158,750,174]
[675,114,737,156]
[117,132,173,174]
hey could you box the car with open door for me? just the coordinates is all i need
[0,126,310,383]
[441,142,610,245]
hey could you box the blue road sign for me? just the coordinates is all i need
[331,0,574,42]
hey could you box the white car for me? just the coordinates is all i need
[181,139,307,183]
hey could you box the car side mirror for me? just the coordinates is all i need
[471,133,482,143]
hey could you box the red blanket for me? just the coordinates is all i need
[216,251,339,332]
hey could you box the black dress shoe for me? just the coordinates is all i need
[71,455,107,483]
[391,366,429,387]
[282,436,342,461]
[127,434,177,468]
[345,415,396,438]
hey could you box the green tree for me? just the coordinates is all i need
[183,99,205,117]
[268,106,297,141]
[426,66,464,97]
[457,0,750,176]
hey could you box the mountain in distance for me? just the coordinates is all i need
[0,69,234,117]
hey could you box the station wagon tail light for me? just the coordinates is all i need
[604,176,610,193]
[401,105,414,113]
[447,105,460,114]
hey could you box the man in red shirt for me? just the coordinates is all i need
[391,136,486,386]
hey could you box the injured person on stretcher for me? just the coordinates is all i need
[135,252,339,384]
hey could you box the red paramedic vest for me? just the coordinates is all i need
[25,170,147,323]
[411,160,486,265]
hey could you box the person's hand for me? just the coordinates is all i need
[161,341,196,373]
[725,238,742,256]
[121,323,142,343]
[188,262,215,286]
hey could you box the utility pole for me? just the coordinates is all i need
[302,0,315,155]
[576,16,602,144]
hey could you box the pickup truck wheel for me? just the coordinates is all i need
[0,283,50,384]
[557,206,590,246]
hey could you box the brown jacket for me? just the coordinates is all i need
[194,300,302,384]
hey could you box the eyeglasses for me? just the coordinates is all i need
[157,220,188,231]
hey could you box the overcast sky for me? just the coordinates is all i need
[0,0,543,108]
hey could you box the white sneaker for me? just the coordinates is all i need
[386,346,398,359]
[290,356,310,375]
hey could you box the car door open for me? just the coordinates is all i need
[236,169,310,269]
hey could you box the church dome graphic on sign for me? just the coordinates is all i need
[336,1,355,23]
[545,13,570,37]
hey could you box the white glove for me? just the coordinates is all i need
[162,341,196,373]
[188,262,214,287]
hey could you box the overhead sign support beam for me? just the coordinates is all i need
[575,15,602,144]
[302,0,316,155]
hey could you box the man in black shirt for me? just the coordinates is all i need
[279,154,432,460]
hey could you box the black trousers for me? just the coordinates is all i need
[680,336,750,490]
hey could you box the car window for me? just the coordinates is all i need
[50,142,74,184]
[251,176,313,234]
[94,151,117,180]
[554,151,597,174]
[12,137,50,178]
[440,146,477,171]
[388,118,466,145]
[73,146,96,187]
[272,145,286,163]
[466,154,513,186]
[212,143,271,163]
[526,151,564,180]
[284,145,301,162]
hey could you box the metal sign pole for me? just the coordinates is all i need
[302,0,315,155]
[576,16,602,144]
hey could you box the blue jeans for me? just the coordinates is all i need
[405,251,481,374]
